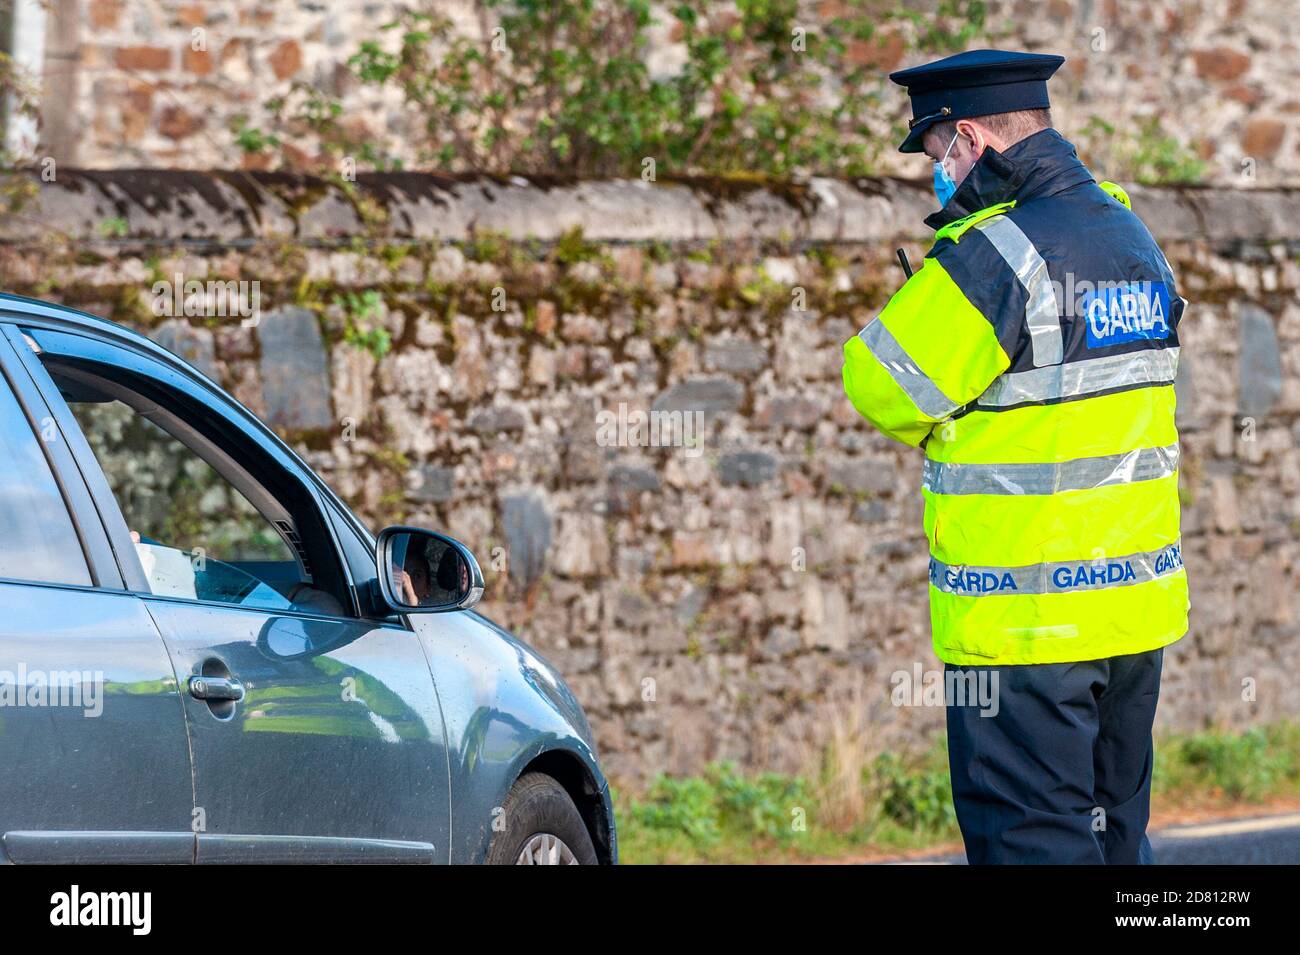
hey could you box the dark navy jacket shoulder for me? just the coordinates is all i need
[924,129,1184,376]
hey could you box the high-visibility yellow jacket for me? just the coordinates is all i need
[842,130,1189,666]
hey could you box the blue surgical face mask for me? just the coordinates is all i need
[932,131,960,208]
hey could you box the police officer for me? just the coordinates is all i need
[841,49,1188,864]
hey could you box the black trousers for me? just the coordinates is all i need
[944,647,1164,864]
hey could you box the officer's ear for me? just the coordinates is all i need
[954,119,989,158]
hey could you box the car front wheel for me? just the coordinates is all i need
[486,772,599,865]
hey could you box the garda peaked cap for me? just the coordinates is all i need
[890,49,1065,153]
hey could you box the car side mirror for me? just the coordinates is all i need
[374,526,484,614]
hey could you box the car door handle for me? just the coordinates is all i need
[188,675,245,702]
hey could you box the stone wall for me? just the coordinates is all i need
[1,170,1298,786]
[25,0,1300,186]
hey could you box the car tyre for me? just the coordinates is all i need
[486,772,599,865]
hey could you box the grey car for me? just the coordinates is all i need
[0,293,616,865]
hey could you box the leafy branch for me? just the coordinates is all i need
[235,0,992,178]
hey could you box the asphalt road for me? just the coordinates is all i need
[893,811,1300,864]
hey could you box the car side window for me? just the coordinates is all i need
[71,398,301,610]
[45,359,350,618]
[0,373,91,587]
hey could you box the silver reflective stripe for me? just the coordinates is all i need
[858,321,960,420]
[973,216,1063,367]
[923,443,1179,496]
[975,346,1179,408]
[929,540,1184,596]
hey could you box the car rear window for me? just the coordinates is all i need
[0,374,91,587]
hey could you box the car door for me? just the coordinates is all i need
[0,327,195,863]
[14,321,451,863]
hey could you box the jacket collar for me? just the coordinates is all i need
[923,128,1096,231]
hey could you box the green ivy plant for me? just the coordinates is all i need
[334,289,393,359]
[0,48,40,215]
[246,0,993,178]
[1080,115,1207,186]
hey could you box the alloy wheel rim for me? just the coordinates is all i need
[515,832,580,865]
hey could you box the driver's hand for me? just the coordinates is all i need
[392,566,418,606]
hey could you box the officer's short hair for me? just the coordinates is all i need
[924,108,1053,152]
